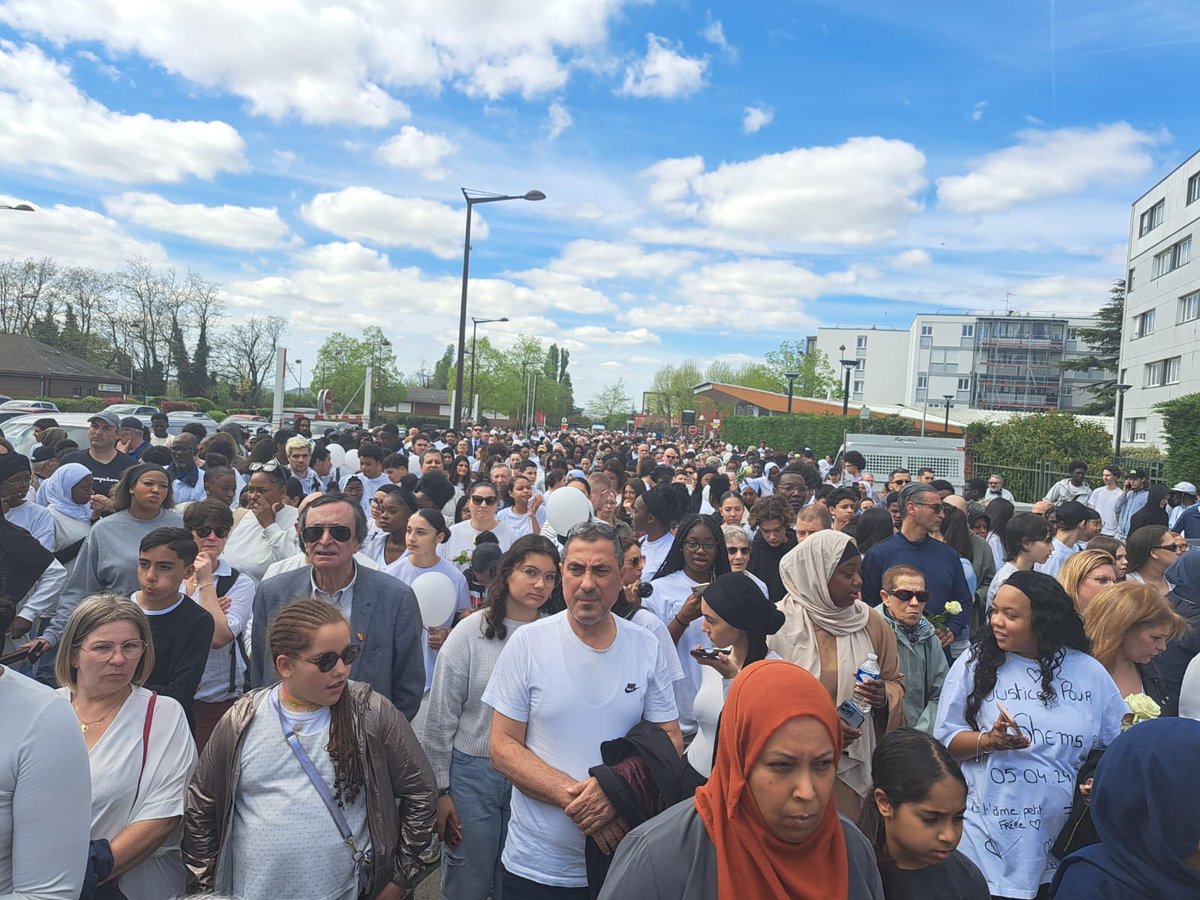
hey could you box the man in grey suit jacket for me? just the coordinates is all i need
[249,493,424,720]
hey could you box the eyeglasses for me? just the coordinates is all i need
[727,546,751,556]
[892,478,911,486]
[470,495,498,506]
[518,565,559,586]
[988,482,1001,487]
[683,540,718,552]
[627,556,646,567]
[81,639,147,660]
[1156,542,1188,553]
[889,589,930,604]
[192,525,230,539]
[910,501,946,515]
[290,644,361,673]
[301,524,354,543]
[249,460,281,472]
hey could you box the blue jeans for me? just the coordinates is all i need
[441,749,511,900]
[500,870,589,900]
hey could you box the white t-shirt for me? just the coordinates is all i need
[645,570,707,734]
[56,686,197,900]
[226,688,368,900]
[385,556,471,691]
[1034,538,1077,578]
[481,611,678,888]
[1089,485,1122,537]
[439,520,516,571]
[686,650,782,779]
[640,531,674,581]
[222,505,300,583]
[986,562,1020,611]
[496,504,546,539]
[1180,653,1200,721]
[4,501,56,552]
[933,648,1126,898]
[189,559,256,702]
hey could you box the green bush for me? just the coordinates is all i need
[208,409,226,422]
[967,413,1112,472]
[44,396,109,413]
[1156,394,1200,483]
[722,414,913,458]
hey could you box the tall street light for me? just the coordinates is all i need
[942,394,954,435]
[468,315,508,423]
[454,188,545,430]
[838,345,857,417]
[785,372,799,414]
[1114,383,1133,456]
[372,337,391,423]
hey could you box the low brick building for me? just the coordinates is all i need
[0,333,132,400]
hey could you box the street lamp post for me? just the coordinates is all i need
[942,394,954,435]
[785,372,799,414]
[294,358,303,405]
[1114,383,1133,456]
[838,345,857,417]
[454,188,545,430]
[468,315,509,423]
[372,337,391,423]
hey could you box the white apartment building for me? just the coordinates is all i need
[1120,148,1200,448]
[810,326,910,407]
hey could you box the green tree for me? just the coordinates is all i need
[431,344,453,391]
[1059,278,1124,415]
[312,328,405,416]
[648,359,704,425]
[588,379,633,428]
[189,316,212,398]
[167,319,193,398]
[1155,394,1200,483]
[764,341,841,398]
[968,413,1113,473]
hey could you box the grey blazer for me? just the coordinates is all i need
[249,565,425,720]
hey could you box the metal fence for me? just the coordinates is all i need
[971,456,1167,505]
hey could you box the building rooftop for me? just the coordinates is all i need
[0,333,131,384]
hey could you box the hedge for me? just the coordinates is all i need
[721,414,914,458]
[1156,394,1200,483]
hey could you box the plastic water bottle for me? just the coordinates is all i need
[852,653,881,715]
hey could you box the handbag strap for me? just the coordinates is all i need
[273,692,364,862]
[130,692,157,812]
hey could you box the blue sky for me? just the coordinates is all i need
[0,1,1198,410]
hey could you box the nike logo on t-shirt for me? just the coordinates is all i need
[624,683,637,693]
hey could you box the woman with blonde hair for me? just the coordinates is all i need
[1083,581,1188,706]
[57,594,197,899]
[1057,549,1118,614]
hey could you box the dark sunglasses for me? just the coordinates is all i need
[890,589,931,604]
[192,525,230,539]
[301,524,354,543]
[470,495,498,505]
[249,460,281,472]
[291,644,361,673]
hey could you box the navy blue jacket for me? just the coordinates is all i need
[861,531,972,636]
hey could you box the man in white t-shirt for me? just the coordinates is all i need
[1088,464,1123,536]
[483,521,681,898]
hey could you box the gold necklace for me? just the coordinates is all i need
[74,691,128,733]
[280,686,321,713]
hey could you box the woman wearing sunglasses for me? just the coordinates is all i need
[183,499,257,750]
[440,481,516,572]
[184,598,437,900]
[876,565,948,734]
[222,459,300,583]
[1124,525,1185,598]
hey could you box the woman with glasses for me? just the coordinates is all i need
[58,594,197,900]
[1057,549,1119,614]
[440,481,516,572]
[422,536,561,900]
[645,513,732,739]
[222,459,299,583]
[183,499,256,750]
[720,524,770,597]
[185,598,437,900]
[1125,525,1185,597]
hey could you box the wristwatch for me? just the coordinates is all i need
[437,787,452,797]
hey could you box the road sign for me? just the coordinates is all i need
[688,424,698,435]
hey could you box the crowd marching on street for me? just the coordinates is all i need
[3,412,1200,900]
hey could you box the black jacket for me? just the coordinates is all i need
[745,528,797,603]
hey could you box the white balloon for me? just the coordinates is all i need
[546,486,592,535]
[344,449,360,474]
[328,443,346,469]
[411,572,458,628]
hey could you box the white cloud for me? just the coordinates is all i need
[971,101,987,122]
[0,0,631,124]
[742,105,774,134]
[103,192,291,249]
[561,325,661,345]
[702,19,736,59]
[0,202,168,269]
[883,249,932,270]
[375,126,458,180]
[0,41,245,183]
[523,239,699,283]
[936,122,1161,213]
[644,137,928,245]
[619,34,708,99]
[546,101,573,141]
[300,187,482,259]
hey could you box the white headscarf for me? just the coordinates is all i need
[37,462,94,523]
[769,529,878,796]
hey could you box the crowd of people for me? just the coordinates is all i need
[2,413,1200,900]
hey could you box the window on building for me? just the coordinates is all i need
[1181,291,1200,323]
[1128,267,1135,291]
[1134,309,1155,338]
[957,377,970,391]
[856,335,867,350]
[852,381,864,400]
[917,374,928,388]
[1153,236,1192,278]
[920,324,933,336]
[961,324,974,338]
[1190,173,1200,206]
[1166,356,1182,384]
[1126,418,1146,443]
[1144,361,1164,387]
[855,358,865,372]
[1139,200,1164,236]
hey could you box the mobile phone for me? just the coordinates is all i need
[0,648,30,666]
[690,647,727,660]
[690,582,710,596]
[995,701,1020,734]
[837,699,866,730]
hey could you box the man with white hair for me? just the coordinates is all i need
[983,474,1014,503]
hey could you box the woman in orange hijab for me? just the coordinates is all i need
[598,660,884,900]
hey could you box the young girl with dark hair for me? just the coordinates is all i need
[985,512,1054,610]
[422,536,560,900]
[861,729,988,898]
[933,571,1127,899]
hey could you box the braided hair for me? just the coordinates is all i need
[269,599,364,805]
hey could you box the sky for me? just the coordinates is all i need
[1,0,1198,412]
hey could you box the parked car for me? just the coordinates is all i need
[0,406,55,425]
[102,403,160,418]
[0,399,59,412]
[0,413,93,455]
[220,414,270,428]
[167,410,218,438]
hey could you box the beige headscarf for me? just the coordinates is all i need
[768,529,878,796]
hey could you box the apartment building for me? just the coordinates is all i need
[810,326,910,407]
[1119,148,1200,448]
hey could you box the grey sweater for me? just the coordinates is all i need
[599,800,885,900]
[44,508,184,647]
[421,612,531,789]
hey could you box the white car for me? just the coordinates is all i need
[0,399,59,411]
[102,403,160,418]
